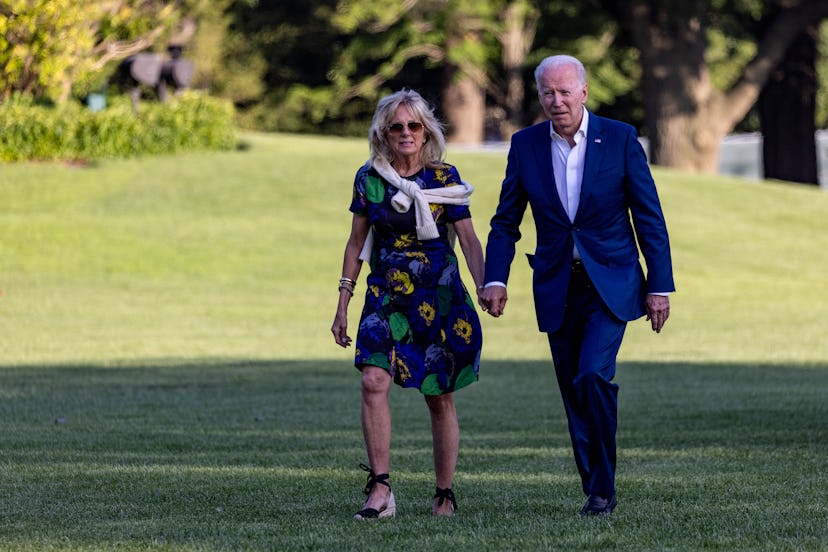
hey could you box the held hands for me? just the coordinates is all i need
[645,294,670,333]
[479,285,508,317]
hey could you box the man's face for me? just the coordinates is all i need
[537,63,588,138]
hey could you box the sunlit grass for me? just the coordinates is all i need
[1,133,827,549]
[0,360,825,550]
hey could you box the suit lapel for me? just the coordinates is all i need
[577,114,604,222]
[529,122,568,220]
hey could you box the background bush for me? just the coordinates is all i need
[0,92,237,162]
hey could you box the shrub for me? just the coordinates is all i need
[0,92,237,162]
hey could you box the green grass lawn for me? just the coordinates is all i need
[1,132,827,550]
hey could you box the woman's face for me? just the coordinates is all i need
[387,104,426,161]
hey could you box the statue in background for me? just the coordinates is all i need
[122,45,194,109]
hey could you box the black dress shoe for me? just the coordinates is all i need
[579,494,617,516]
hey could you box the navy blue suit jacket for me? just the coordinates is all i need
[484,114,675,332]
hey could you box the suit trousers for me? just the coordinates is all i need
[547,264,626,498]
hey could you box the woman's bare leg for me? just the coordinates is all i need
[425,393,459,515]
[360,366,393,510]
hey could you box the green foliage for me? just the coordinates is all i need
[0,0,183,104]
[330,0,508,97]
[706,27,757,91]
[818,20,828,127]
[570,31,639,112]
[0,92,236,161]
[221,1,341,132]
[0,0,98,101]
[180,0,267,104]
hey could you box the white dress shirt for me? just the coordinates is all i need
[550,109,589,259]
[485,108,669,297]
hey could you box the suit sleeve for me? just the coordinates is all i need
[484,137,529,285]
[623,128,675,293]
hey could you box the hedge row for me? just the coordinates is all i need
[0,92,237,162]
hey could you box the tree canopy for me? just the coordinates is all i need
[0,1,187,103]
[3,0,828,177]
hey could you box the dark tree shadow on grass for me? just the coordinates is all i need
[0,360,825,547]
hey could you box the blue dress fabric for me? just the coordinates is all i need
[349,163,481,395]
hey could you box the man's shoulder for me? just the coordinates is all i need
[589,113,636,136]
[511,121,548,143]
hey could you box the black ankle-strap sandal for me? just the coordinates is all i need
[354,463,395,520]
[434,487,458,511]
[359,463,391,494]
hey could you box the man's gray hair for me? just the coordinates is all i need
[534,55,587,91]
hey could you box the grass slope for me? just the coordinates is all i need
[1,132,826,550]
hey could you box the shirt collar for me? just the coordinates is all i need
[549,108,589,144]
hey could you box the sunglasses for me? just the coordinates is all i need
[387,121,424,133]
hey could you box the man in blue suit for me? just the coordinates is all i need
[481,55,674,516]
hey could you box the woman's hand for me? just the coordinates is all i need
[331,307,352,347]
[332,214,368,348]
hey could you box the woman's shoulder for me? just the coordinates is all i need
[430,161,457,172]
[354,162,374,180]
[354,162,387,190]
[427,163,461,186]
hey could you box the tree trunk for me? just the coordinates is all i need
[610,0,828,174]
[624,0,729,172]
[759,25,819,185]
[442,66,485,144]
[499,0,538,139]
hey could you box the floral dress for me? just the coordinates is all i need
[350,163,481,395]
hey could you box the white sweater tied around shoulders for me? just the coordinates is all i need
[359,158,474,261]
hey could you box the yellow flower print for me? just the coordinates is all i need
[387,269,414,294]
[369,285,380,298]
[395,233,415,249]
[434,168,449,184]
[453,317,473,345]
[406,251,428,264]
[392,348,412,382]
[418,301,436,326]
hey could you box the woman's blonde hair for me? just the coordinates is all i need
[368,89,447,169]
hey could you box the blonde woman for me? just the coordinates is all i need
[332,89,485,519]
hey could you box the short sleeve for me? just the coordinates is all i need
[435,165,472,223]
[349,164,370,215]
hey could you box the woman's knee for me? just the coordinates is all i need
[361,365,391,394]
[425,393,455,416]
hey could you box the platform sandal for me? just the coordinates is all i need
[353,463,396,520]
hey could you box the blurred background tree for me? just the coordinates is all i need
[2,0,827,181]
[0,0,186,103]
[601,0,828,178]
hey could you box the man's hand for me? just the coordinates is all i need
[480,285,508,317]
[645,294,670,333]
